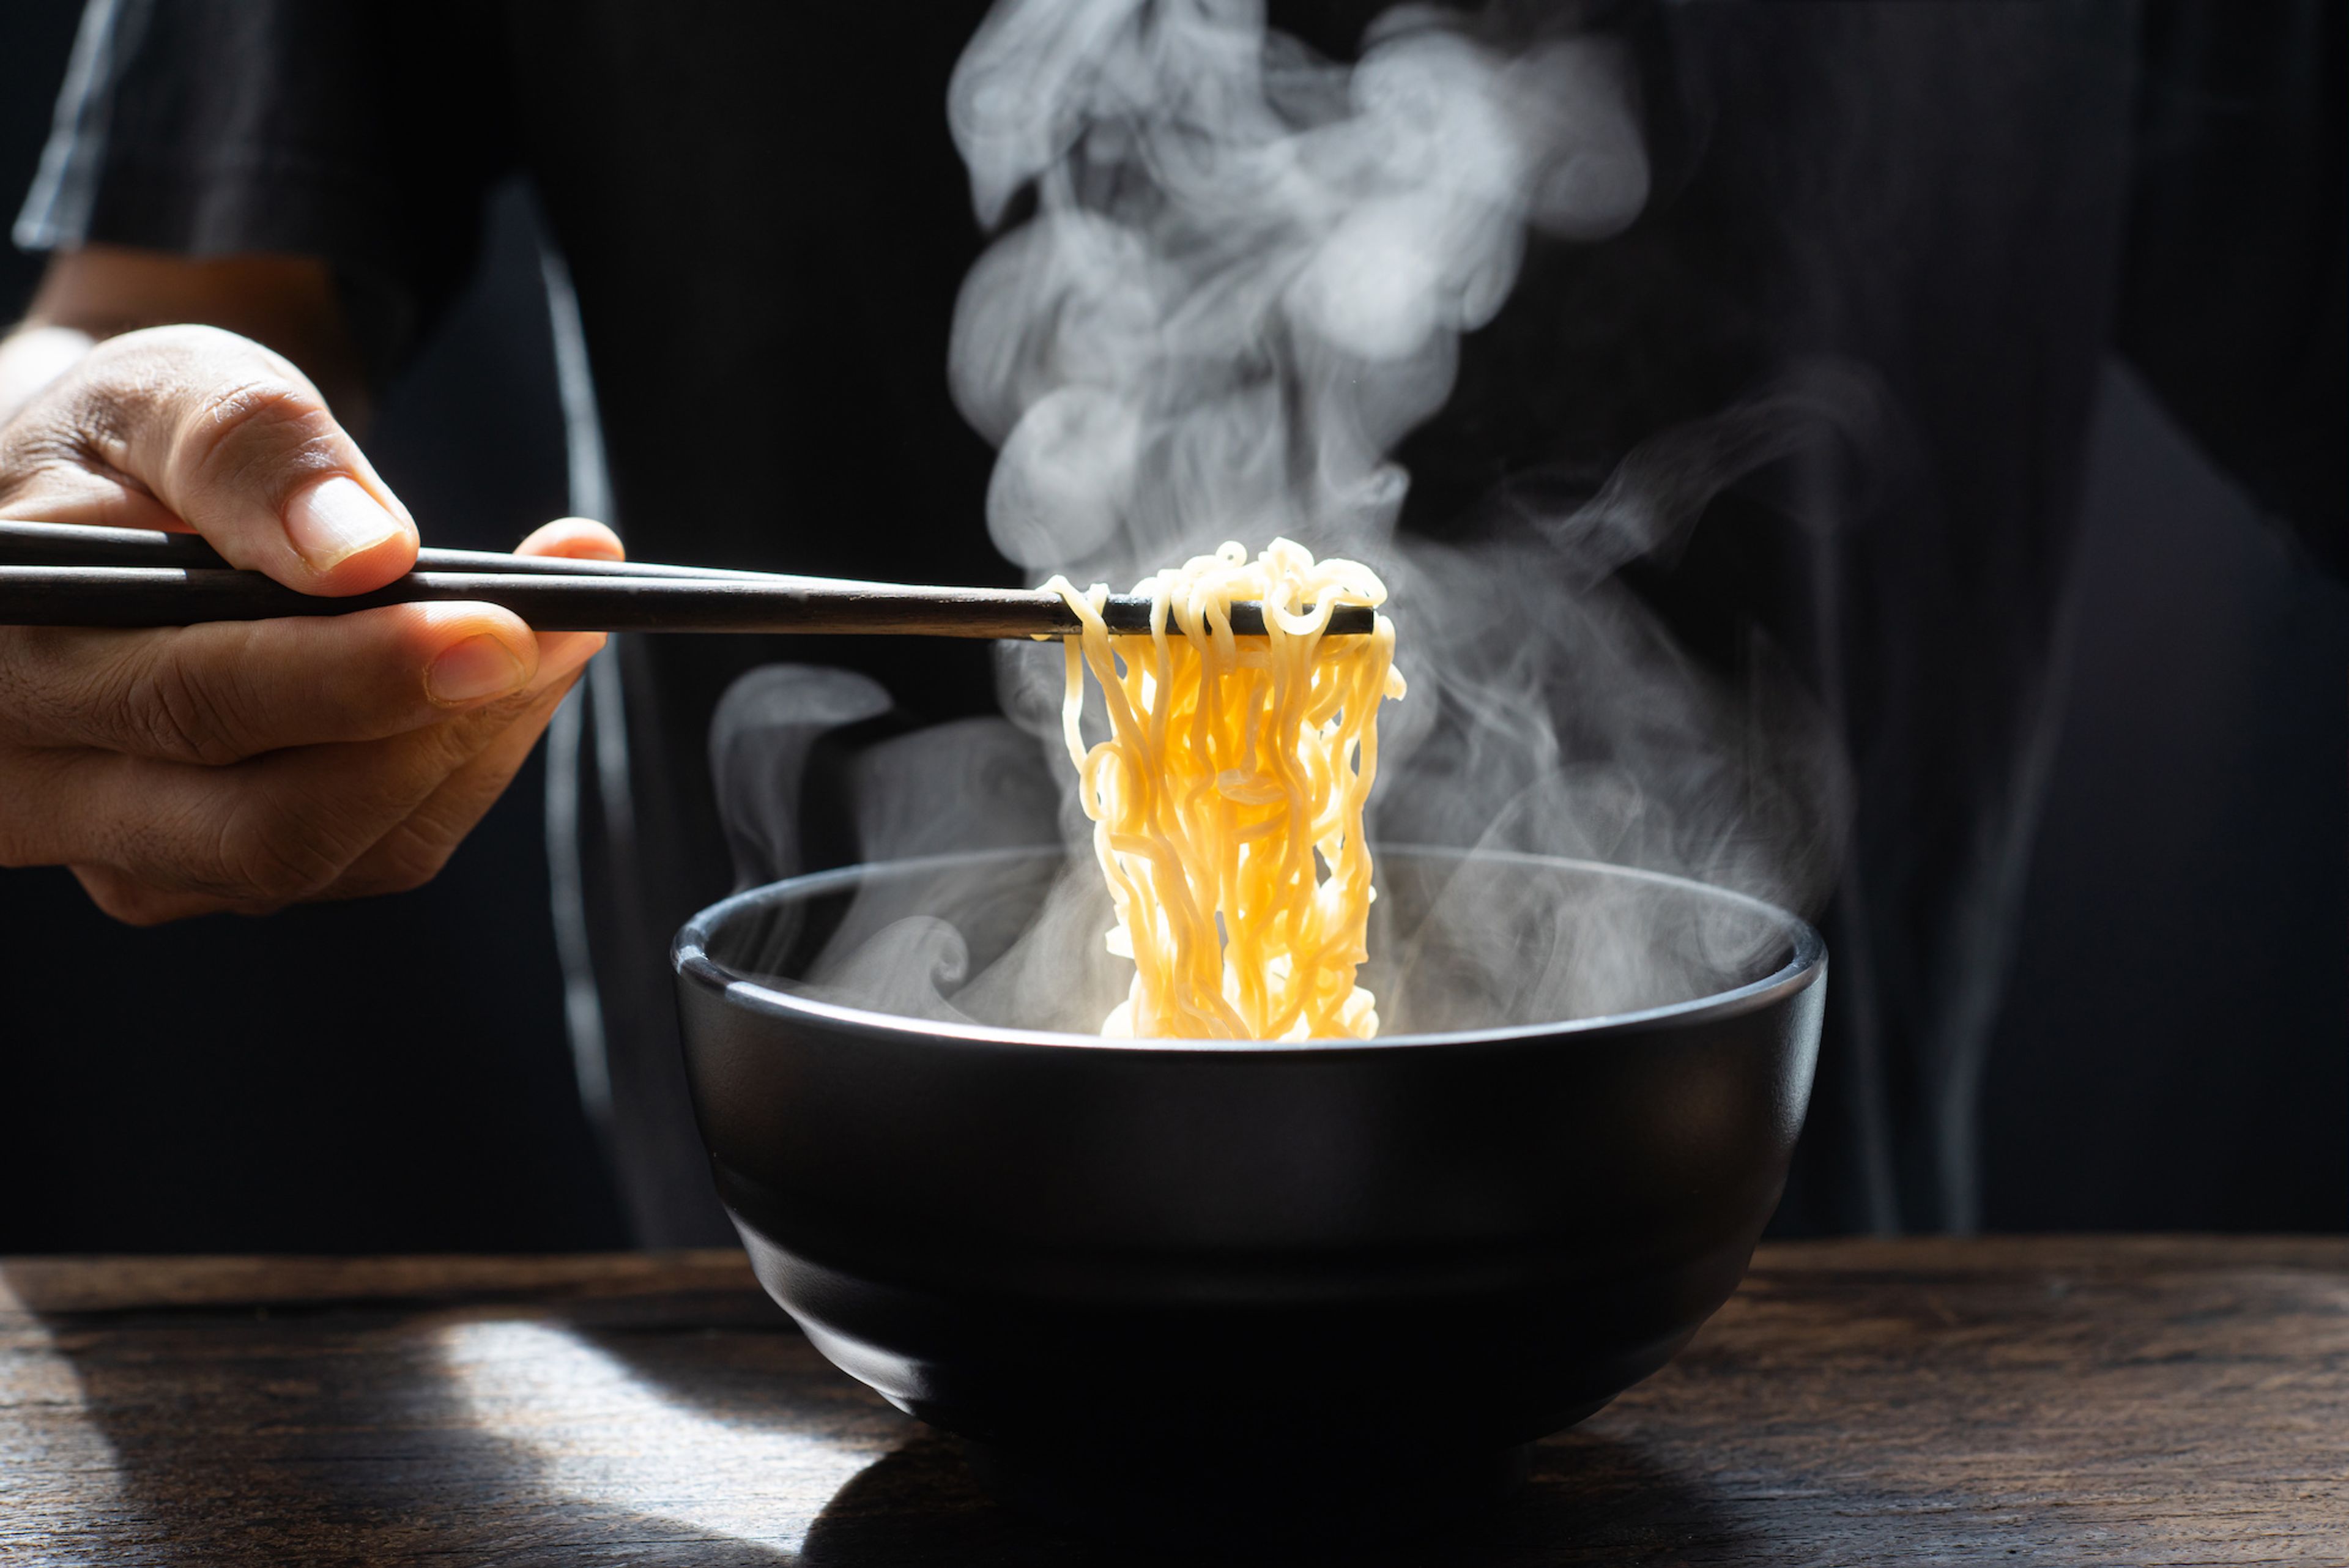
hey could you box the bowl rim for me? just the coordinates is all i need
[675,844,1826,1054]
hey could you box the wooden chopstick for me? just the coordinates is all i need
[0,564,1377,639]
[0,518,785,582]
[0,519,1378,638]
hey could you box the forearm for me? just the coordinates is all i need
[5,245,369,433]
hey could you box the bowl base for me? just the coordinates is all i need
[962,1433,1535,1544]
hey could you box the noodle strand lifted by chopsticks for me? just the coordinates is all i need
[1044,540,1406,1040]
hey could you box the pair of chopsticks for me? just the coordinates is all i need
[0,519,1373,639]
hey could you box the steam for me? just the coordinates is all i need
[946,0,1649,579]
[709,0,1853,1031]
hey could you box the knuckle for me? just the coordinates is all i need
[169,374,340,502]
[134,647,254,766]
[0,401,104,496]
[0,627,245,764]
[410,704,519,775]
[95,789,219,896]
[61,378,139,472]
[206,795,354,904]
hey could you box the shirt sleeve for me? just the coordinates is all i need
[2115,0,2346,576]
[12,0,521,384]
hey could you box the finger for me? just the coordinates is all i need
[0,603,544,763]
[67,677,577,921]
[324,663,589,901]
[13,724,483,914]
[516,516,625,562]
[0,324,417,594]
[11,626,604,912]
[65,665,587,922]
[511,518,623,674]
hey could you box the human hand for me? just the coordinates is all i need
[0,322,615,923]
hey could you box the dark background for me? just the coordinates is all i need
[0,1,2340,1248]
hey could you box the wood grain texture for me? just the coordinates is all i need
[2,1237,2341,1565]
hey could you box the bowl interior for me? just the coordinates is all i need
[700,846,1809,1039]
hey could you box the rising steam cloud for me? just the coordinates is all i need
[711,0,1854,1030]
[948,0,1650,582]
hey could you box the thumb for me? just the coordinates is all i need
[13,323,418,595]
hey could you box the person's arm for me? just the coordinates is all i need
[0,247,615,923]
[3,247,369,429]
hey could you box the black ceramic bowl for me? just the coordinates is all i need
[674,846,1825,1535]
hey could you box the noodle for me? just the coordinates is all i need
[1044,540,1406,1040]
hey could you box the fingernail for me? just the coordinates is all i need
[426,635,529,705]
[284,475,404,570]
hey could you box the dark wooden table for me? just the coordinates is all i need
[2,1238,2340,1564]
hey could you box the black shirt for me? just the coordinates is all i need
[18,0,2342,1241]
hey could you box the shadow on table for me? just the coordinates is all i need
[796,1429,1757,1567]
[558,1301,1761,1565]
[10,1277,1754,1566]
